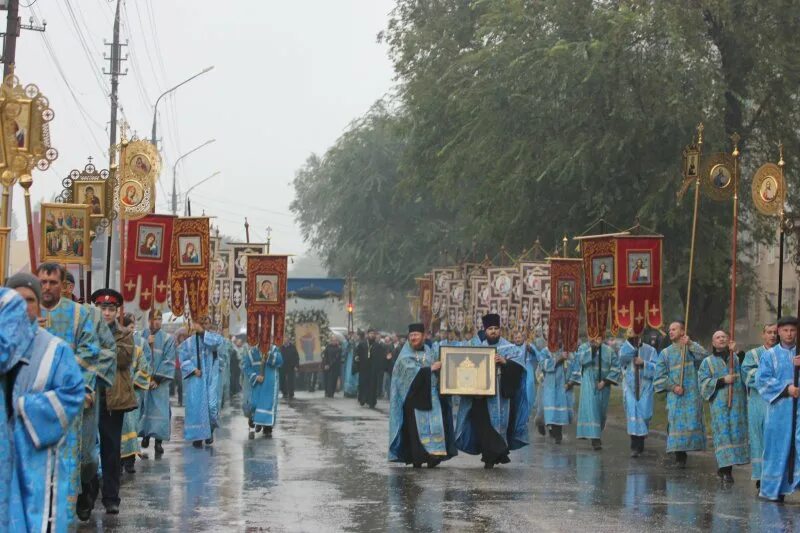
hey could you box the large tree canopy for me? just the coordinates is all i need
[293,1,800,333]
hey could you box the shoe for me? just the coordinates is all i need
[205,437,214,445]
[591,439,602,451]
[105,503,119,515]
[255,425,262,433]
[264,426,273,438]
[537,424,546,436]
[483,462,494,469]
[154,441,164,456]
[124,461,135,474]
[141,437,150,449]
[192,441,203,448]
[248,418,255,428]
[725,472,734,484]
[756,480,761,491]
[412,462,422,469]
[77,509,92,522]
[248,431,255,440]
[427,459,441,469]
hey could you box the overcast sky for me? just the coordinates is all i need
[11,0,396,256]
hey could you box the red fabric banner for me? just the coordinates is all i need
[548,258,582,353]
[122,214,175,310]
[418,276,433,332]
[580,236,618,341]
[615,236,663,335]
[169,217,210,319]
[246,255,288,353]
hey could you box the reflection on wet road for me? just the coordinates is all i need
[78,392,798,532]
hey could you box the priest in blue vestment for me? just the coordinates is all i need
[179,316,223,447]
[6,274,84,533]
[243,342,283,437]
[139,309,176,456]
[536,341,573,444]
[0,286,38,533]
[619,332,658,457]
[575,338,620,450]
[742,323,776,488]
[756,315,800,502]
[389,323,456,468]
[455,313,529,468]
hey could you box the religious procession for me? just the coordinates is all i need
[3,0,800,531]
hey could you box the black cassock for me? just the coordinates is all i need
[321,344,342,397]
[356,340,386,407]
[399,367,436,465]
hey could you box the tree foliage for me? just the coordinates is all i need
[294,1,800,333]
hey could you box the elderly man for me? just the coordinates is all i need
[698,330,749,483]
[757,315,800,502]
[455,313,529,468]
[139,309,177,456]
[742,323,777,489]
[389,323,456,468]
[179,316,223,447]
[6,274,84,532]
[654,320,707,468]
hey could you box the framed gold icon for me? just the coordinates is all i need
[439,345,496,396]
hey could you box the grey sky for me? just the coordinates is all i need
[11,0,396,256]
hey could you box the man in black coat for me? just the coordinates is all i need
[281,339,300,399]
[356,328,386,408]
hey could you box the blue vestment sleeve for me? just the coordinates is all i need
[697,357,718,401]
[157,335,178,380]
[757,349,791,404]
[741,348,761,392]
[179,338,198,379]
[653,349,670,393]
[16,343,84,449]
[203,331,223,347]
[0,289,33,371]
[267,346,283,368]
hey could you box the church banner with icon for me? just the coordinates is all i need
[578,235,619,341]
[519,261,551,337]
[228,242,266,332]
[123,213,175,310]
[615,236,663,335]
[417,275,433,331]
[487,266,517,330]
[246,255,288,352]
[169,217,210,319]
[547,258,582,353]
[115,139,160,220]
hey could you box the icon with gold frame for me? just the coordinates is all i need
[700,152,736,202]
[439,345,497,396]
[751,162,785,217]
[40,202,91,265]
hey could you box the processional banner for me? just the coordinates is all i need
[547,258,582,353]
[519,261,551,337]
[169,217,210,319]
[417,276,433,331]
[487,266,517,331]
[228,242,266,332]
[615,236,663,335]
[246,255,288,352]
[578,235,619,341]
[123,214,175,310]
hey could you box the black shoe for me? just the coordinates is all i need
[124,461,135,474]
[255,425,262,433]
[756,480,761,490]
[264,426,273,438]
[591,439,602,451]
[725,472,734,484]
[154,441,164,455]
[105,503,119,515]
[483,462,494,469]
[141,437,150,449]
[77,509,92,522]
[412,462,422,468]
[537,424,546,436]
[427,459,441,469]
[248,431,255,440]
[192,440,203,448]
[205,437,214,445]
[675,452,687,467]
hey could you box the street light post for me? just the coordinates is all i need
[266,226,272,254]
[184,171,220,216]
[151,66,214,146]
[172,139,215,215]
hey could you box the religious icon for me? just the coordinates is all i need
[233,246,262,279]
[439,346,496,396]
[178,236,202,266]
[129,154,152,177]
[255,274,279,303]
[456,308,466,332]
[591,256,614,288]
[6,100,32,152]
[760,176,778,203]
[136,224,164,260]
[449,282,465,305]
[556,280,576,310]
[491,271,513,297]
[710,164,732,189]
[75,182,105,216]
[500,302,510,327]
[627,252,652,285]
[120,180,144,207]
[489,299,499,315]
[40,203,91,265]
[434,269,453,292]
[432,294,441,316]
[686,152,699,177]
[214,250,231,278]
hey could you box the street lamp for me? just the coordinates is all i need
[266,226,272,253]
[184,171,220,216]
[151,66,214,146]
[172,139,215,215]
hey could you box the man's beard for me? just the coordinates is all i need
[411,341,424,351]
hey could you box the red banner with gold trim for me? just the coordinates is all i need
[580,236,618,341]
[246,255,288,353]
[615,236,663,335]
[548,258,582,353]
[122,214,175,310]
[169,217,210,319]
[417,275,433,331]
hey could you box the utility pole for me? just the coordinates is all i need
[102,0,127,288]
[2,0,18,79]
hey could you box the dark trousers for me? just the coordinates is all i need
[630,435,645,453]
[323,370,338,397]
[98,393,124,507]
[284,369,296,398]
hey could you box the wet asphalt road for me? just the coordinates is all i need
[76,392,799,533]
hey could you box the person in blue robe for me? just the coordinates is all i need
[536,342,573,444]
[511,331,537,419]
[243,343,283,437]
[619,332,658,457]
[530,337,548,436]
[741,323,776,488]
[239,341,254,424]
[5,274,84,533]
[120,317,151,474]
[343,335,359,398]
[575,339,620,450]
[454,313,528,468]
[36,263,107,523]
[179,316,223,447]
[139,309,176,456]
[388,323,456,468]
[654,320,707,467]
[216,332,232,410]
[0,286,38,533]
[698,330,749,484]
[756,315,800,502]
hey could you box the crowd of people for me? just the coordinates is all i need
[0,263,282,532]
[386,312,800,504]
